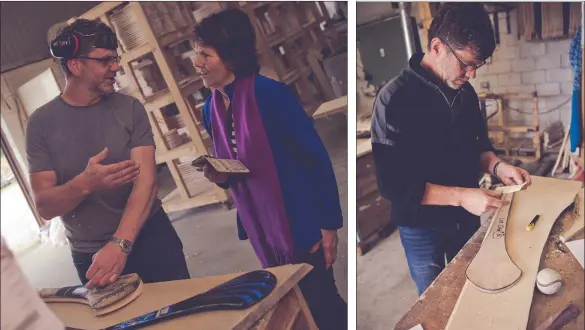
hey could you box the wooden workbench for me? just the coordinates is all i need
[356,137,395,255]
[395,204,585,330]
[50,264,317,330]
[311,95,348,120]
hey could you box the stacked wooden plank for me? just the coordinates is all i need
[163,129,183,149]
[110,4,148,51]
[541,3,564,40]
[518,3,537,41]
[176,156,211,198]
[356,136,394,255]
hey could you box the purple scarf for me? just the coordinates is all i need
[209,75,296,267]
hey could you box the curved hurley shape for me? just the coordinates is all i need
[38,273,143,316]
[105,270,277,330]
[446,177,583,330]
[466,193,522,293]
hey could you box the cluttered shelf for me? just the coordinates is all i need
[488,125,539,133]
[158,24,197,48]
[266,21,322,48]
[72,0,340,214]
[120,43,154,66]
[68,1,124,22]
[142,75,203,112]
[161,181,221,214]
[155,141,198,165]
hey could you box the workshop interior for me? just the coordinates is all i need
[357,2,584,330]
[0,1,584,330]
[1,1,348,329]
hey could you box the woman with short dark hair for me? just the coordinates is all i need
[191,8,347,329]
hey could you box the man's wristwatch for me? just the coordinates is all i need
[110,237,133,253]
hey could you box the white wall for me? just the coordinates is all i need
[471,9,575,130]
[0,58,65,174]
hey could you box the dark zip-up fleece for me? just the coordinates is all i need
[371,53,494,228]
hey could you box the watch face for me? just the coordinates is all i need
[112,237,132,252]
[121,240,132,252]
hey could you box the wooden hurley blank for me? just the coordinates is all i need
[465,193,522,293]
[446,177,583,330]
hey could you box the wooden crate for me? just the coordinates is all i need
[480,92,542,164]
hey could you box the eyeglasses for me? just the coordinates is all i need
[75,55,121,68]
[439,38,485,72]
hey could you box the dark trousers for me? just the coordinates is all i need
[71,208,190,285]
[398,219,480,296]
[297,245,348,330]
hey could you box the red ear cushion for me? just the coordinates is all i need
[72,34,79,57]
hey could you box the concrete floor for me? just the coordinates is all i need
[357,231,418,329]
[1,182,40,254]
[13,114,348,302]
[356,214,494,329]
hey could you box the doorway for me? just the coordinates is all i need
[357,16,410,88]
[0,143,40,255]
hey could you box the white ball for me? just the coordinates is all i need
[536,268,562,295]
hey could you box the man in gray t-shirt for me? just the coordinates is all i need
[26,19,189,288]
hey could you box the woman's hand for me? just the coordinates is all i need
[321,229,338,269]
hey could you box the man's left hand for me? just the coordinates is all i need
[85,242,128,289]
[321,229,338,269]
[496,162,532,188]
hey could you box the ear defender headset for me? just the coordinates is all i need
[50,28,118,59]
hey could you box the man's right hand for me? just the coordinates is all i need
[79,148,140,193]
[195,163,229,184]
[459,188,509,216]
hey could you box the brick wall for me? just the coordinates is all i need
[470,9,575,130]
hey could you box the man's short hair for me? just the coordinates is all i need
[194,9,260,77]
[56,19,114,76]
[427,3,496,61]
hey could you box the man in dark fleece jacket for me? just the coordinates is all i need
[371,3,532,296]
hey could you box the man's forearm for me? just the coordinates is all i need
[34,174,91,220]
[480,151,500,175]
[114,182,157,243]
[421,182,463,207]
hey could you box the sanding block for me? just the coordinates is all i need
[38,273,143,316]
[495,182,527,194]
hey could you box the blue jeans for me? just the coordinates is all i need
[399,220,479,296]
